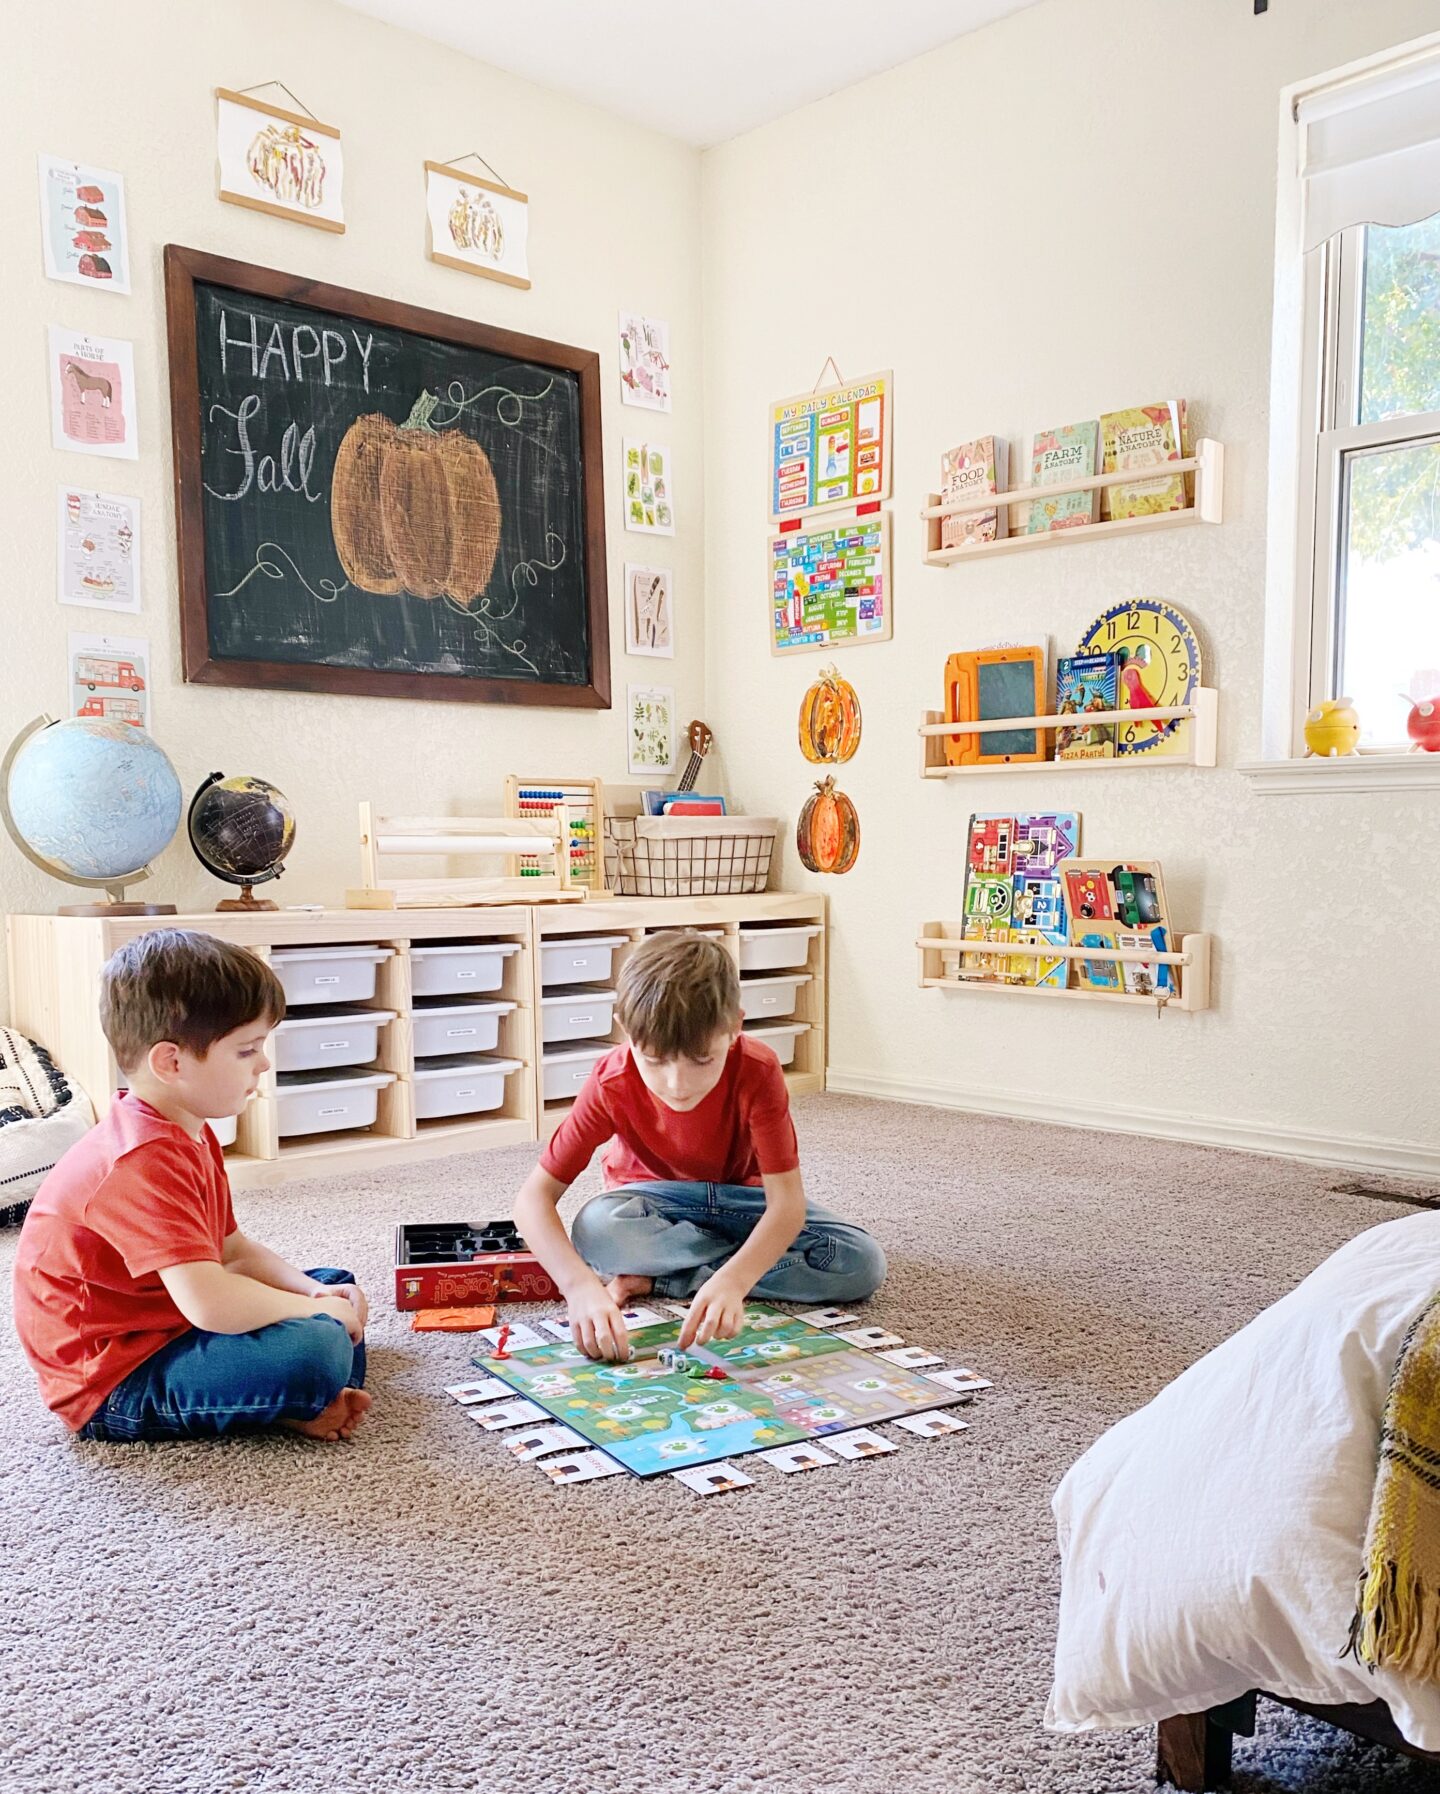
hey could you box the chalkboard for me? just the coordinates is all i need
[976,659,1041,759]
[164,245,609,708]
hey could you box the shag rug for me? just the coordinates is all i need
[1,1093,1434,1794]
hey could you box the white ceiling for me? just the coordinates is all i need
[336,0,1043,146]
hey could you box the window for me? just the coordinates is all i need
[1306,213,1440,748]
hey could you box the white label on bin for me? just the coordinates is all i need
[319,1105,349,1117]
[456,970,477,980]
[446,1027,477,1038]
[571,957,589,967]
[759,995,780,1007]
[572,1070,588,1083]
[320,1040,351,1051]
[314,976,341,986]
[455,1088,477,1099]
[570,1015,593,1027]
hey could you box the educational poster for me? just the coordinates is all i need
[37,155,131,293]
[618,310,671,411]
[216,89,345,232]
[769,511,892,656]
[623,564,673,658]
[623,438,675,535]
[424,161,530,287]
[57,488,142,614]
[48,327,137,459]
[769,369,892,520]
[627,683,675,775]
[68,630,150,730]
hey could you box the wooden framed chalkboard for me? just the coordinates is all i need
[163,244,610,708]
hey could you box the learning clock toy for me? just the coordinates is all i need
[1076,600,1202,756]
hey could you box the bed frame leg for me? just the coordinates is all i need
[1156,1695,1256,1790]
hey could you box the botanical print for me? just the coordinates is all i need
[618,311,671,411]
[623,439,675,535]
[49,328,137,460]
[425,164,530,285]
[216,92,345,231]
[37,155,131,293]
[624,564,673,658]
[627,683,675,774]
[57,488,141,614]
[68,630,150,730]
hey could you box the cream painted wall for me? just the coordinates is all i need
[701,0,1440,1174]
[0,0,703,996]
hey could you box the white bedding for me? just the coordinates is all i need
[1047,1208,1440,1749]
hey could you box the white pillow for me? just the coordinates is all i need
[1047,1208,1440,1750]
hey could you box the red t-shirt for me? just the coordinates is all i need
[12,1094,236,1431]
[540,1034,799,1191]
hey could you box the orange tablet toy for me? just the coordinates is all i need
[944,647,1048,766]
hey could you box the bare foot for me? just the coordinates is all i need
[605,1273,654,1305]
[282,1387,373,1443]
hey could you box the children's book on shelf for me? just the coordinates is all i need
[1099,402,1189,519]
[940,437,1008,549]
[960,812,1079,988]
[1018,421,1100,534]
[1054,654,1118,761]
[1057,859,1174,998]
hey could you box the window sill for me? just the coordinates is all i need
[1237,753,1440,794]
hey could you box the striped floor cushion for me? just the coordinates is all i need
[0,1028,93,1227]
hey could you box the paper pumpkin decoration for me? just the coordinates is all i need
[330,393,501,604]
[797,776,860,874]
[798,665,862,764]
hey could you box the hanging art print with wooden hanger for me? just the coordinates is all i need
[216,86,344,232]
[425,155,531,289]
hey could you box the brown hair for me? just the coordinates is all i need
[615,931,740,1060]
[99,930,286,1073]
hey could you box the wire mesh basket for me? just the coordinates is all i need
[605,815,778,898]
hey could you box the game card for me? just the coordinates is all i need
[876,1346,945,1369]
[757,1442,837,1474]
[825,1429,898,1460]
[662,1301,693,1317]
[539,1317,574,1340]
[444,1378,513,1404]
[476,1321,546,1353]
[504,1425,588,1460]
[893,1411,970,1439]
[925,1368,993,1393]
[471,1399,548,1430]
[797,1307,859,1328]
[621,1305,666,1329]
[538,1450,628,1485]
[672,1461,755,1495]
[837,1327,904,1350]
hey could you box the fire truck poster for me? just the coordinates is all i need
[57,488,141,614]
[68,631,151,731]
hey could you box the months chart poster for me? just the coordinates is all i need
[769,511,892,655]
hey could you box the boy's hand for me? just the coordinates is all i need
[567,1281,631,1362]
[313,1295,365,1344]
[319,1282,369,1331]
[679,1271,747,1350]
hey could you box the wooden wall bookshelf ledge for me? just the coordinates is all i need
[918,688,1219,776]
[921,438,1224,565]
[916,924,1212,1013]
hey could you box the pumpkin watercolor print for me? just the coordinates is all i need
[797,776,860,875]
[798,665,862,764]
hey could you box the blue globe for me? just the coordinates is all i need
[6,717,182,884]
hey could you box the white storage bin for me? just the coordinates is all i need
[270,945,393,1007]
[410,942,520,998]
[742,1022,809,1068]
[542,1042,610,1101]
[539,986,618,1045]
[271,1008,396,1073]
[738,925,822,973]
[210,1113,239,1148]
[275,1069,394,1138]
[738,972,812,1022]
[539,935,628,988]
[411,999,515,1060]
[412,1054,522,1121]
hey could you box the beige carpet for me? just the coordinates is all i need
[3,1093,1438,1794]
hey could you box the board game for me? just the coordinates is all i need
[477,1305,964,1478]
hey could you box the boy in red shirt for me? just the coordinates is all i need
[515,931,884,1362]
[13,930,370,1443]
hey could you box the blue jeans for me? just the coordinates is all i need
[570,1183,886,1303]
[78,1267,366,1443]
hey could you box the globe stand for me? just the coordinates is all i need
[216,883,278,913]
[59,899,177,918]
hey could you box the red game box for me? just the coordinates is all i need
[394,1221,561,1310]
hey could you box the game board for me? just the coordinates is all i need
[476,1305,965,1478]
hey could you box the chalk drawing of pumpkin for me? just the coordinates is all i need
[247,123,327,209]
[330,392,502,605]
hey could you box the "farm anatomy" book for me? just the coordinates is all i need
[940,436,1008,549]
[1020,420,1100,534]
[1099,401,1189,519]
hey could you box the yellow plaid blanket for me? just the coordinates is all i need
[1349,1293,1440,1679]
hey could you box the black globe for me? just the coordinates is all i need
[187,773,296,888]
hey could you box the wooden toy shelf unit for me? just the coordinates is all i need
[917,690,1219,777]
[915,923,1212,1012]
[6,894,826,1190]
[921,439,1224,565]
